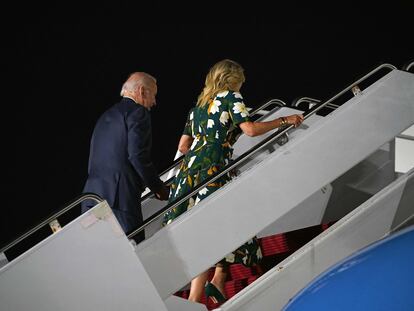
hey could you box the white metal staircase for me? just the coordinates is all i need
[216,167,414,311]
[0,65,413,311]
[134,68,414,302]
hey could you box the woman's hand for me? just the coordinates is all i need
[285,114,304,127]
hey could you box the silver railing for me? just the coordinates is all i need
[2,63,397,252]
[292,97,339,110]
[128,63,397,240]
[0,99,287,256]
[403,61,414,72]
[0,193,104,254]
[140,98,287,202]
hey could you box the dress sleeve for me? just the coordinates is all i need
[182,108,194,136]
[228,91,250,126]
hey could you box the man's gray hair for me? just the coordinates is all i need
[120,72,156,96]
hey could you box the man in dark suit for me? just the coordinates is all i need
[81,72,169,242]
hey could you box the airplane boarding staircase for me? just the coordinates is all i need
[0,63,413,311]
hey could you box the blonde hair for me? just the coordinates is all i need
[196,59,245,107]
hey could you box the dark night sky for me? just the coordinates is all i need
[3,4,413,250]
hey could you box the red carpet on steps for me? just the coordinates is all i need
[174,223,334,310]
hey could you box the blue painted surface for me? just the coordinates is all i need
[282,225,414,311]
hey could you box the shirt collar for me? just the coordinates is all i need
[123,96,137,104]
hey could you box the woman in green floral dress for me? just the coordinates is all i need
[163,59,304,304]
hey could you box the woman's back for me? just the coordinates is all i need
[184,90,250,172]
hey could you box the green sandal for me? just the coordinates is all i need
[205,282,226,304]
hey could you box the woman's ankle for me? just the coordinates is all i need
[210,279,226,297]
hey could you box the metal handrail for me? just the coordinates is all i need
[0,193,104,254]
[292,97,339,110]
[1,99,286,254]
[156,98,286,179]
[128,63,397,240]
[403,61,414,72]
[249,98,286,116]
[140,98,287,203]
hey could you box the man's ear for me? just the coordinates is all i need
[139,86,146,98]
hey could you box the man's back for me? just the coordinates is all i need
[87,101,129,173]
[81,72,169,239]
[81,98,151,234]
[87,99,150,174]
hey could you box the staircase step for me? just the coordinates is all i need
[229,264,255,281]
[224,278,246,298]
[173,223,334,309]
[259,233,290,256]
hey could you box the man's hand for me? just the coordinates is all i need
[155,185,170,201]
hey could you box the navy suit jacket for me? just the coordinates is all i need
[81,97,163,234]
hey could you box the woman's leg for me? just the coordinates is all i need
[210,264,228,299]
[188,183,227,302]
[188,270,209,302]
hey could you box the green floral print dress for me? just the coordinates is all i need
[162,90,263,267]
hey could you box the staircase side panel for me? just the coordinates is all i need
[0,202,167,311]
[137,70,414,299]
